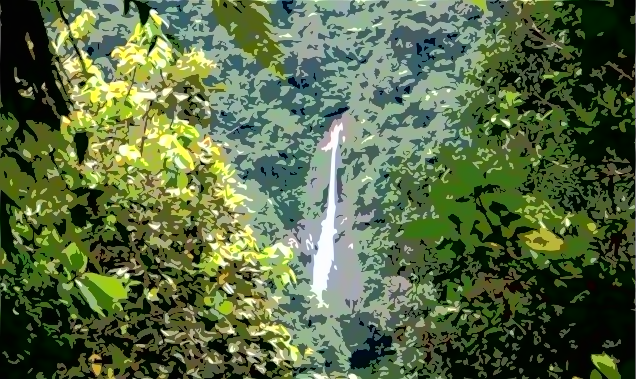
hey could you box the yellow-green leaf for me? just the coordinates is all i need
[465,0,489,14]
[60,242,88,275]
[217,300,234,315]
[272,242,294,261]
[520,228,564,252]
[591,353,621,379]
[76,273,130,316]
[288,345,300,362]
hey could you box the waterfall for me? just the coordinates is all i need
[311,121,344,307]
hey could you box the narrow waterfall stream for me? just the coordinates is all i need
[310,121,344,306]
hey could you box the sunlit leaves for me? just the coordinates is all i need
[591,353,621,379]
[171,120,200,147]
[258,242,294,265]
[149,9,168,28]
[53,9,96,51]
[75,273,132,317]
[499,89,524,109]
[61,110,94,133]
[116,144,143,164]
[70,9,97,39]
[111,43,150,77]
[110,14,175,80]
[56,16,209,188]
[155,134,195,172]
[59,242,88,278]
[4,6,297,377]
[147,36,173,70]
[164,49,217,83]
[519,228,564,252]
[61,52,102,80]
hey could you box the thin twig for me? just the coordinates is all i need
[51,55,74,111]
[53,0,89,77]
[605,62,634,82]
[138,101,154,157]
[476,195,495,231]
[517,3,573,60]
[123,67,139,106]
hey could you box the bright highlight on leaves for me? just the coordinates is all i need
[465,0,490,15]
[7,6,298,377]
[591,353,621,379]
[521,228,564,252]
[60,242,88,276]
[76,273,131,316]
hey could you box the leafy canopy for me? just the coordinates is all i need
[2,7,297,378]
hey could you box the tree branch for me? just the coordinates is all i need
[53,0,89,77]
[516,3,574,60]
[605,62,634,82]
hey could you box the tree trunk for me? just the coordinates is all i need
[0,0,68,126]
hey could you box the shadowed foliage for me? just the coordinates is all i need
[0,0,633,378]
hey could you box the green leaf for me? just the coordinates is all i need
[592,353,621,379]
[76,273,130,316]
[55,30,70,53]
[124,0,152,26]
[591,369,604,379]
[172,121,200,146]
[211,0,284,77]
[171,148,195,171]
[288,344,300,362]
[75,279,105,317]
[501,89,522,107]
[279,272,291,286]
[60,242,88,275]
[217,300,234,315]
[541,71,571,82]
[176,171,189,189]
[602,89,617,107]
[202,291,233,317]
[108,345,132,371]
[520,228,564,252]
[273,242,293,261]
[465,0,490,14]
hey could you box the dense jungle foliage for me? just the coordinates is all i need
[0,0,633,379]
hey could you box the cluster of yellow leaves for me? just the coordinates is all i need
[54,8,273,278]
[4,7,299,377]
[53,9,97,51]
[55,10,222,201]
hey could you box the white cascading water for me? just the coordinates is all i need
[311,121,344,307]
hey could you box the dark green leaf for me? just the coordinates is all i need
[211,0,284,77]
[123,0,152,26]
